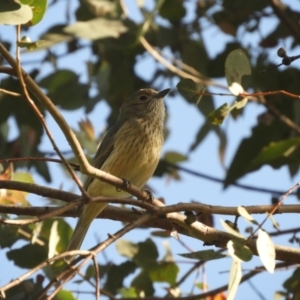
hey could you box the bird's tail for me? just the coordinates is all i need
[65,202,108,263]
[65,217,90,263]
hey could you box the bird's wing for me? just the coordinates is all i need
[84,121,123,190]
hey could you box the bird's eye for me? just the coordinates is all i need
[139,95,148,101]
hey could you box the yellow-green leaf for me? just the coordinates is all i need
[227,240,253,262]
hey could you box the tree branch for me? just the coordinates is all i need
[0,42,157,204]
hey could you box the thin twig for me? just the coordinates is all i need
[2,180,300,216]
[93,255,100,300]
[139,37,225,89]
[14,26,88,198]
[36,212,154,298]
[0,88,22,97]
[1,156,295,195]
[119,262,295,300]
[249,181,300,239]
[254,94,300,135]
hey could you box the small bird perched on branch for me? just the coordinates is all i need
[66,88,170,261]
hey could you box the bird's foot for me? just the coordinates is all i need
[116,178,131,192]
[143,189,154,203]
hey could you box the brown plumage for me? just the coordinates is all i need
[66,88,170,259]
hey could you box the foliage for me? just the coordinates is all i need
[1,0,300,299]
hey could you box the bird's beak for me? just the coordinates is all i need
[156,88,170,99]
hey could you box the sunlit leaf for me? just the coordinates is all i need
[163,151,187,164]
[247,138,300,172]
[225,49,251,95]
[48,220,59,258]
[27,0,47,26]
[227,240,253,262]
[268,214,280,230]
[208,103,231,125]
[162,241,173,261]
[119,287,138,298]
[64,18,128,40]
[18,36,45,50]
[0,170,32,205]
[208,98,248,125]
[237,206,259,225]
[55,290,76,300]
[234,97,248,109]
[0,2,32,25]
[116,239,139,258]
[257,229,275,273]
[228,259,242,300]
[220,219,246,239]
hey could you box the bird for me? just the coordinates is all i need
[66,88,170,260]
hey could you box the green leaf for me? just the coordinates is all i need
[159,0,186,22]
[85,264,96,280]
[38,70,89,110]
[179,249,226,261]
[131,270,154,296]
[48,220,60,258]
[64,18,128,40]
[0,226,21,248]
[38,25,73,50]
[18,37,45,50]
[247,138,300,172]
[104,261,137,295]
[220,219,246,240]
[283,268,300,292]
[12,172,34,184]
[73,127,98,155]
[227,240,253,262]
[0,2,32,25]
[225,49,251,95]
[42,219,73,253]
[237,206,259,225]
[256,229,275,273]
[208,98,248,125]
[116,239,139,258]
[228,259,242,300]
[177,78,206,105]
[207,42,242,78]
[224,120,288,187]
[148,262,179,285]
[119,287,138,298]
[133,239,159,269]
[19,0,34,4]
[55,290,76,300]
[116,238,158,269]
[208,103,231,125]
[163,151,187,164]
[7,244,48,268]
[27,0,47,26]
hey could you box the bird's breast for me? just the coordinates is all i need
[87,119,163,197]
